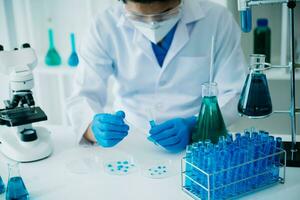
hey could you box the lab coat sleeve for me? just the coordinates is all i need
[213,9,247,126]
[66,16,114,144]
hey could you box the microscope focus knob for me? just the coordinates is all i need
[0,45,3,51]
[22,43,31,48]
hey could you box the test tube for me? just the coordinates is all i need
[273,137,283,180]
[185,145,193,190]
[244,131,251,140]
[147,120,157,144]
[251,131,258,141]
[191,144,201,195]
[226,133,233,144]
[238,0,252,32]
[235,133,241,147]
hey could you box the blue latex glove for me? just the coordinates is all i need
[91,111,129,148]
[149,117,197,152]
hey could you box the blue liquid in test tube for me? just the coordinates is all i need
[240,8,252,33]
[272,137,282,180]
[185,145,193,190]
[147,120,157,144]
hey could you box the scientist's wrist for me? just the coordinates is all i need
[84,124,97,143]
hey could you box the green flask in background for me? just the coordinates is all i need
[45,29,61,66]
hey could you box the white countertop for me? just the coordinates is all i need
[0,125,300,200]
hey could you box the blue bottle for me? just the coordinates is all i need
[6,163,29,200]
[0,176,5,194]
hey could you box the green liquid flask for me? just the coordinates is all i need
[192,82,227,144]
[45,29,61,66]
[254,19,271,63]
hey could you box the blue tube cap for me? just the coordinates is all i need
[257,18,268,27]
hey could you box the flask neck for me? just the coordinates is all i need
[202,82,218,97]
[8,163,21,178]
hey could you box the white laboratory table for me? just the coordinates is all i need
[0,125,300,200]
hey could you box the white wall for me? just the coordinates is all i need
[0,0,11,107]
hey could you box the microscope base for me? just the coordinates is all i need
[283,141,300,167]
[0,126,53,162]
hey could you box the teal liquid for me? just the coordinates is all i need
[6,177,29,200]
[45,29,61,66]
[192,96,227,144]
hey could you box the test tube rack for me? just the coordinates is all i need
[181,148,286,200]
[238,0,300,167]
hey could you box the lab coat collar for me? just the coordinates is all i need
[117,0,206,28]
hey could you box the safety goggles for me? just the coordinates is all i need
[125,1,183,23]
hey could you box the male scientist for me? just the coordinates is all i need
[67,0,247,152]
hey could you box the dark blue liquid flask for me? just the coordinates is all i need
[238,54,272,118]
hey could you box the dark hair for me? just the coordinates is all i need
[120,0,171,4]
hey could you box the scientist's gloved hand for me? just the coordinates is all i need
[149,117,197,153]
[91,111,129,148]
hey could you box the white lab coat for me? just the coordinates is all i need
[67,0,247,144]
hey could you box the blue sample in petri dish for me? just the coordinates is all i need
[6,177,29,200]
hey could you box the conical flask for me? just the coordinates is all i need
[6,163,29,200]
[238,54,272,118]
[45,29,61,66]
[192,82,227,144]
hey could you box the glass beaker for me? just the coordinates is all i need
[6,163,29,200]
[238,54,272,118]
[192,82,227,144]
